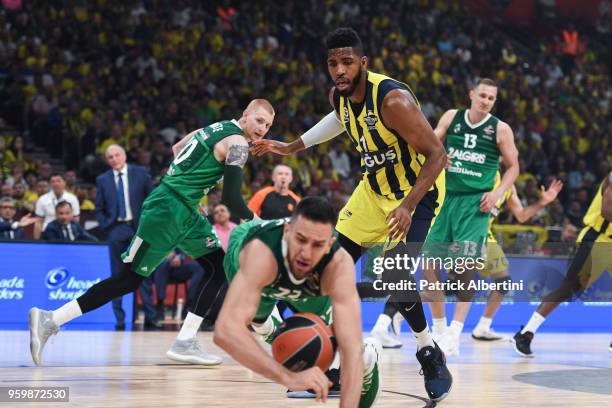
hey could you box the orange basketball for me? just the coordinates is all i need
[271,313,337,372]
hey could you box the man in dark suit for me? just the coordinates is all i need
[1,196,36,239]
[96,144,159,330]
[42,201,98,242]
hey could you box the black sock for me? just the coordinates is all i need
[383,300,397,318]
[191,248,228,321]
[77,263,144,314]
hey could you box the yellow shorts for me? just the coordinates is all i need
[336,175,444,246]
[336,180,402,246]
[574,226,612,288]
[480,236,509,279]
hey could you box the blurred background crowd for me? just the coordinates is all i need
[0,0,610,247]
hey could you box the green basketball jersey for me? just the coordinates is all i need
[445,109,500,194]
[233,219,340,302]
[161,120,243,208]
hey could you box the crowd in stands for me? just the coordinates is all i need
[0,0,610,245]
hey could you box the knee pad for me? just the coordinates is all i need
[494,276,512,296]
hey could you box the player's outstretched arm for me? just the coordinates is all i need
[213,240,331,401]
[321,248,364,408]
[251,87,345,157]
[250,111,344,156]
[506,180,563,223]
[481,121,519,212]
[382,89,447,241]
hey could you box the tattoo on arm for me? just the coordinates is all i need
[226,144,249,168]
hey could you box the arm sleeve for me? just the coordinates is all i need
[300,111,345,148]
[221,165,255,220]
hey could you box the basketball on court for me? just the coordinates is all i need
[271,313,337,372]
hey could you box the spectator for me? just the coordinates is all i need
[95,144,157,330]
[153,250,206,321]
[41,202,97,242]
[0,184,12,197]
[560,222,578,244]
[35,179,49,197]
[212,203,237,251]
[12,183,28,212]
[64,170,77,193]
[0,139,14,178]
[248,164,301,219]
[0,197,36,239]
[75,185,95,211]
[34,173,80,239]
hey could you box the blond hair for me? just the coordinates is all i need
[245,99,275,116]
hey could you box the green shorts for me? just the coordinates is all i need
[422,192,490,259]
[224,224,332,325]
[122,184,221,277]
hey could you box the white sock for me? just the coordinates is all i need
[477,316,493,331]
[432,317,447,334]
[252,315,275,337]
[449,320,464,336]
[330,351,341,370]
[52,300,82,326]
[177,312,203,341]
[372,314,391,333]
[522,312,545,334]
[413,325,435,350]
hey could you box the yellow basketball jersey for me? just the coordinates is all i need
[583,176,611,237]
[336,71,433,200]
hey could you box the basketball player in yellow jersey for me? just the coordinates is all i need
[513,172,612,357]
[469,174,563,341]
[252,28,452,402]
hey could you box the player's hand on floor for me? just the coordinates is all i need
[250,139,291,156]
[285,367,332,403]
[386,205,412,242]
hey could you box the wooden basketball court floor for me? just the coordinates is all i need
[1,330,610,407]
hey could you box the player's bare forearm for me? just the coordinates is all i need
[214,267,291,385]
[495,122,519,198]
[215,319,291,385]
[402,146,446,211]
[512,201,543,224]
[322,250,363,407]
[286,138,306,154]
[497,163,519,200]
[382,89,446,211]
[336,314,363,407]
[510,180,563,223]
[250,138,305,156]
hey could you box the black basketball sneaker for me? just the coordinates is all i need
[416,342,453,402]
[512,327,534,358]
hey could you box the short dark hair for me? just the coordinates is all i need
[324,27,363,55]
[50,172,64,180]
[475,78,498,89]
[55,201,72,211]
[292,196,337,225]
